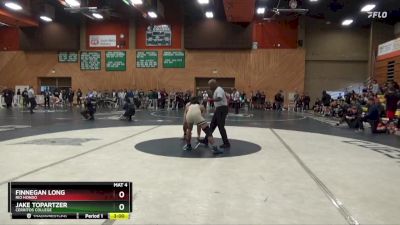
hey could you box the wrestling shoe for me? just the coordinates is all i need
[183,144,193,151]
[212,146,224,155]
[198,138,209,147]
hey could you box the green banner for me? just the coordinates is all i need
[163,51,185,68]
[106,51,126,71]
[136,51,158,68]
[58,52,78,63]
[80,51,101,70]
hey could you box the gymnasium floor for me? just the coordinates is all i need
[0,108,399,225]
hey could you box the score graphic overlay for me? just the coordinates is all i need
[8,182,132,220]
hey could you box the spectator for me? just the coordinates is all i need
[16,88,21,106]
[120,96,135,121]
[3,88,14,109]
[313,98,322,112]
[385,87,399,121]
[250,91,256,109]
[255,91,261,109]
[68,88,74,107]
[77,89,83,107]
[294,90,300,112]
[160,89,168,109]
[233,88,240,114]
[274,90,284,111]
[321,90,332,116]
[260,91,266,110]
[371,79,380,95]
[22,88,28,108]
[343,105,362,129]
[27,86,36,114]
[44,88,51,108]
[303,93,310,110]
[202,91,208,109]
[357,97,381,133]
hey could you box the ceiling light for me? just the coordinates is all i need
[130,0,143,5]
[342,19,353,26]
[309,0,318,2]
[205,11,213,18]
[148,11,157,18]
[65,0,80,8]
[198,0,209,4]
[257,7,265,14]
[4,2,23,11]
[40,16,52,22]
[92,13,103,19]
[361,4,376,12]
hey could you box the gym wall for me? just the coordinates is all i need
[368,22,395,77]
[0,49,305,100]
[304,18,370,101]
[374,55,400,84]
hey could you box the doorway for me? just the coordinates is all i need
[38,77,71,93]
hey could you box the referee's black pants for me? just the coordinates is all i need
[207,105,229,145]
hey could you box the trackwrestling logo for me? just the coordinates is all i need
[367,11,388,19]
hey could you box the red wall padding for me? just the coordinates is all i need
[253,19,298,49]
[0,27,20,51]
[86,20,129,50]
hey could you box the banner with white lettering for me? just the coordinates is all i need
[89,35,117,48]
[377,37,400,60]
[146,25,172,46]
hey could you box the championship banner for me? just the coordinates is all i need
[80,51,101,70]
[163,51,185,68]
[106,51,126,71]
[136,51,158,68]
[58,52,78,63]
[146,25,172,46]
[89,35,117,48]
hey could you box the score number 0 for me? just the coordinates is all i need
[118,191,125,211]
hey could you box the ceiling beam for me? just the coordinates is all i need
[0,8,38,27]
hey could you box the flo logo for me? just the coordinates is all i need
[367,11,388,19]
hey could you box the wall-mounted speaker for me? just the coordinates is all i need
[298,40,303,47]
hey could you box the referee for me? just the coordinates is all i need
[201,79,230,152]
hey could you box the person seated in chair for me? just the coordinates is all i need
[357,97,381,133]
[343,105,362,129]
[81,94,96,120]
[120,97,135,121]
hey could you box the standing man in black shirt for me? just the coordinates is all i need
[44,88,51,109]
[22,88,28,108]
[68,88,75,107]
[76,89,83,107]
[274,90,284,111]
[260,91,266,110]
[3,88,14,109]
